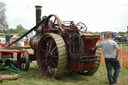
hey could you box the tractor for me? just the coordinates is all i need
[7,6,101,78]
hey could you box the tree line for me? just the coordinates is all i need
[0,1,27,36]
[0,24,28,36]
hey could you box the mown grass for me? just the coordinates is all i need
[0,62,128,85]
[118,43,128,51]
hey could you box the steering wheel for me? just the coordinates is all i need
[76,22,87,33]
[44,14,63,34]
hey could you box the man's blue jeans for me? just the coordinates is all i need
[105,58,120,84]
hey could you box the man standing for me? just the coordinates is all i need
[96,32,120,85]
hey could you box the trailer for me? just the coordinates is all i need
[0,48,30,73]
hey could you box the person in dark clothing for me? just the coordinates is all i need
[96,32,120,85]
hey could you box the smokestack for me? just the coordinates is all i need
[35,5,42,25]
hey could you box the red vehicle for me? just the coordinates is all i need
[8,6,101,78]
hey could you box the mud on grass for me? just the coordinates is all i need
[0,62,128,85]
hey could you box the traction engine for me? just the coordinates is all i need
[8,6,101,78]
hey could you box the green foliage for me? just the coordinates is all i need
[15,24,28,36]
[119,32,125,36]
[118,43,128,51]
[8,28,18,33]
[0,24,28,36]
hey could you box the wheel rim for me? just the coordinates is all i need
[17,51,30,71]
[37,33,67,78]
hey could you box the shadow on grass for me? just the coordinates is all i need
[20,63,90,83]
[56,71,87,81]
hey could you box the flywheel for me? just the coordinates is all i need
[36,33,68,78]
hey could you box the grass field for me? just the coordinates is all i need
[0,43,127,85]
[0,62,128,85]
[118,43,128,51]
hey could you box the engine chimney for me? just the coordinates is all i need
[35,5,42,25]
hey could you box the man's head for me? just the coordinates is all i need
[106,32,112,38]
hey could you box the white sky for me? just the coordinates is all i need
[1,0,128,32]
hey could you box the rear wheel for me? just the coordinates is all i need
[17,51,30,71]
[36,33,68,78]
[78,48,101,76]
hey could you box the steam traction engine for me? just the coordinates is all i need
[9,6,101,78]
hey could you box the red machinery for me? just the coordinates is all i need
[8,6,101,78]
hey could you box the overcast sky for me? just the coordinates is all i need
[1,0,128,32]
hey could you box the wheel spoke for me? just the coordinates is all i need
[41,48,46,53]
[45,67,49,74]
[52,55,58,58]
[49,67,55,75]
[52,18,56,27]
[41,59,47,65]
[47,63,55,75]
[44,39,49,51]
[46,43,49,51]
[21,64,25,69]
[49,58,57,67]
[48,39,53,51]
[49,21,53,29]
[51,46,57,53]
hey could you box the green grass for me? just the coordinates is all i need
[118,43,128,51]
[0,62,128,85]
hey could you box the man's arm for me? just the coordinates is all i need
[91,42,100,50]
[114,41,120,59]
[115,47,120,59]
